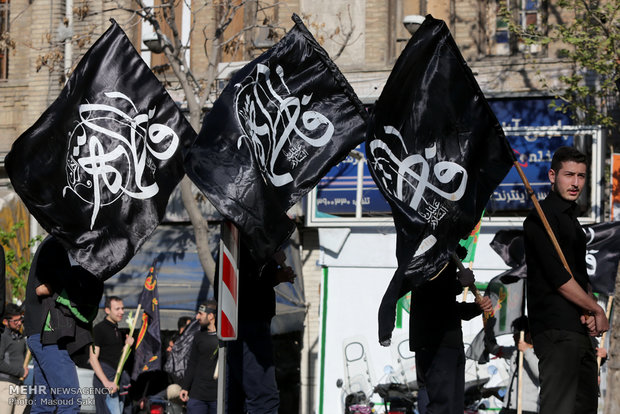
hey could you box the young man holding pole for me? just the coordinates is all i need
[524,146,608,414]
[90,296,134,414]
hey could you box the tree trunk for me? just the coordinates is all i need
[604,265,620,413]
[180,176,217,287]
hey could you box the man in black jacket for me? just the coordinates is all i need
[524,146,608,414]
[180,300,218,413]
[226,243,295,414]
[411,263,492,414]
[24,235,102,414]
[0,304,28,414]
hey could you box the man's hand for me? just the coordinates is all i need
[594,308,610,336]
[20,366,29,380]
[580,314,596,335]
[456,269,475,287]
[125,334,135,347]
[475,296,493,313]
[103,379,118,394]
[596,347,608,359]
[179,389,189,402]
[35,283,52,297]
[517,340,531,353]
[272,250,287,266]
[275,266,296,284]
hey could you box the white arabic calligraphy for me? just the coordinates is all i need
[64,92,179,229]
[234,64,334,187]
[368,126,468,211]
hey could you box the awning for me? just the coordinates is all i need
[101,224,307,333]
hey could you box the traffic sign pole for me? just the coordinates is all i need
[217,221,239,414]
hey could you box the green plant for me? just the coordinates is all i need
[0,221,42,301]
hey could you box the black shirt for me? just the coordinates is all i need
[24,236,70,336]
[409,263,482,350]
[524,190,589,337]
[181,327,218,401]
[238,242,279,323]
[93,318,124,368]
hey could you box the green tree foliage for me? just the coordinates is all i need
[0,221,42,301]
[502,0,620,127]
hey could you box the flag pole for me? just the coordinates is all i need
[512,161,574,278]
[114,304,142,386]
[597,295,613,371]
[517,330,525,414]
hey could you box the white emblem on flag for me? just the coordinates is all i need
[234,64,334,187]
[64,92,180,229]
[369,125,468,230]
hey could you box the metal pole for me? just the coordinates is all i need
[217,342,227,414]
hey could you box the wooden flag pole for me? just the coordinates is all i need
[517,330,525,414]
[114,304,142,386]
[597,296,613,371]
[512,161,574,278]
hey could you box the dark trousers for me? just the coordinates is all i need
[533,329,597,414]
[27,334,80,414]
[226,321,279,414]
[187,398,217,414]
[415,345,465,414]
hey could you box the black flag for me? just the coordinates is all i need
[132,264,162,380]
[185,14,367,263]
[491,222,620,295]
[5,20,193,280]
[369,16,515,344]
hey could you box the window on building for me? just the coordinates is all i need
[0,0,9,79]
[490,0,543,56]
[139,0,189,71]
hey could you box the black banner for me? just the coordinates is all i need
[491,221,620,296]
[5,20,194,280]
[370,16,514,343]
[185,14,367,263]
[132,263,162,380]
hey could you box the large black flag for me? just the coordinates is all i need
[185,14,367,263]
[5,20,193,280]
[369,16,515,343]
[132,263,162,380]
[491,222,620,295]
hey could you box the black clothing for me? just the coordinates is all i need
[23,236,69,336]
[533,329,597,414]
[416,346,465,414]
[524,190,589,337]
[182,328,218,402]
[93,318,124,368]
[0,328,27,383]
[237,243,279,324]
[409,263,482,350]
[226,241,280,413]
[525,190,597,414]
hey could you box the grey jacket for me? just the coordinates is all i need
[0,328,27,383]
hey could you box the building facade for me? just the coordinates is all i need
[0,1,608,413]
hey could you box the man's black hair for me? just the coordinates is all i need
[104,295,123,309]
[3,303,22,320]
[511,315,530,334]
[177,316,192,330]
[550,146,587,172]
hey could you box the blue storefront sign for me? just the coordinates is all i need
[487,98,573,211]
[314,98,574,216]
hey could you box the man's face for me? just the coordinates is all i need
[549,161,587,202]
[105,299,125,323]
[196,310,215,328]
[4,315,22,333]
